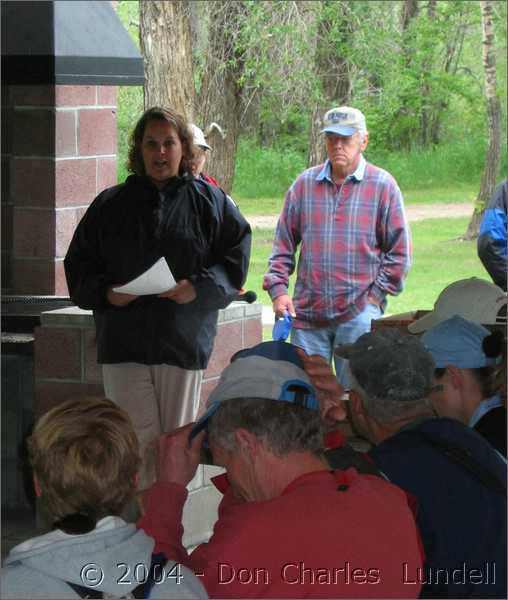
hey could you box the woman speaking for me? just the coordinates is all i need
[65,107,251,489]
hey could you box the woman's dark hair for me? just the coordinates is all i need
[434,330,505,398]
[127,107,196,177]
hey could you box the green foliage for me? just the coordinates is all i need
[367,138,508,190]
[117,86,143,183]
[115,0,507,188]
[232,138,306,199]
[232,136,507,202]
[116,0,143,183]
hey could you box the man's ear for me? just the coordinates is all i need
[349,390,365,417]
[349,390,370,435]
[235,429,259,462]
[360,132,369,151]
[446,365,463,389]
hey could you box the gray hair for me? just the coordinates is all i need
[349,370,432,423]
[357,130,368,143]
[207,398,325,457]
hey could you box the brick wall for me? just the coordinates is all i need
[3,84,117,295]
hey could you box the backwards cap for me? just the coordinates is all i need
[190,341,318,439]
[422,315,497,369]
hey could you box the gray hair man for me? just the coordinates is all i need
[263,106,411,388]
[138,340,423,599]
[301,328,507,599]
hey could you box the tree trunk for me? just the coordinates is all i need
[464,0,501,240]
[139,0,195,119]
[401,0,419,31]
[420,0,436,146]
[308,1,352,168]
[197,1,246,194]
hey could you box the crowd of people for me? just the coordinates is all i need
[1,104,506,599]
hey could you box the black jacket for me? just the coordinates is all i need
[369,418,506,599]
[64,175,252,369]
[475,405,507,457]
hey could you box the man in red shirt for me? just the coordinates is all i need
[138,341,422,598]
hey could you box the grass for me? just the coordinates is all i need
[244,217,490,315]
[402,184,478,205]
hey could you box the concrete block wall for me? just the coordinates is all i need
[34,302,263,417]
[2,84,117,294]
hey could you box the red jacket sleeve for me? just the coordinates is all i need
[137,482,191,567]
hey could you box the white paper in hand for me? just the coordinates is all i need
[113,257,176,296]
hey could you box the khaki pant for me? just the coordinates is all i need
[103,363,202,490]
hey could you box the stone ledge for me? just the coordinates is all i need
[40,306,95,327]
[40,301,264,328]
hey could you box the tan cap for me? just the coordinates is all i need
[408,277,507,334]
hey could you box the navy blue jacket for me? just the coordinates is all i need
[478,180,507,291]
[369,418,506,599]
[64,175,251,369]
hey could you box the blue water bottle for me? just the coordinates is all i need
[272,312,293,341]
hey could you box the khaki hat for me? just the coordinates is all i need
[408,277,507,334]
[189,123,211,150]
[321,106,367,136]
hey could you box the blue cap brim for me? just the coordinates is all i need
[321,125,357,136]
[188,401,220,443]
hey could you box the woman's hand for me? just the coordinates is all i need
[107,287,139,307]
[158,279,197,304]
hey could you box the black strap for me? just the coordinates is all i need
[66,553,167,599]
[417,431,506,495]
[325,445,384,477]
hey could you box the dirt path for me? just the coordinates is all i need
[247,202,473,229]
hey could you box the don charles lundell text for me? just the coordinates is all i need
[217,561,381,586]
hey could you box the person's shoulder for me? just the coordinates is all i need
[490,179,507,212]
[298,163,326,182]
[0,564,62,599]
[191,175,224,200]
[287,164,325,196]
[93,180,129,209]
[381,417,506,474]
[363,161,400,188]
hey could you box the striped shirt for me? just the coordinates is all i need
[263,156,412,328]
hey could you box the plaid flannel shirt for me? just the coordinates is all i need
[263,156,412,328]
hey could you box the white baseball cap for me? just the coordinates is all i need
[189,123,211,150]
[321,106,367,136]
[408,277,507,334]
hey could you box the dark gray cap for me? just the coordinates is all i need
[335,328,436,402]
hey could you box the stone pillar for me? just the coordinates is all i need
[5,84,117,295]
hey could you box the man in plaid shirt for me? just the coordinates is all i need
[263,106,412,386]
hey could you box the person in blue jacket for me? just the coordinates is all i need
[478,180,507,291]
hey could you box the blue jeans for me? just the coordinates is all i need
[291,303,382,388]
